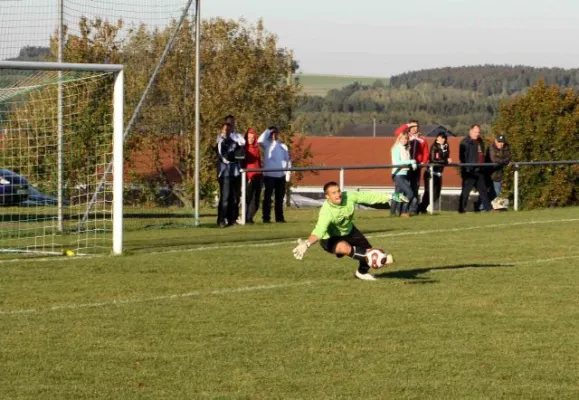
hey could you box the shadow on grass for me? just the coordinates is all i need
[375,263,513,283]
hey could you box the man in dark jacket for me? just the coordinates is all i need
[458,124,491,213]
[486,134,511,202]
[216,122,245,227]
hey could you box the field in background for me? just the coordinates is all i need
[298,73,389,96]
[1,207,579,398]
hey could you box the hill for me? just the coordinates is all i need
[294,65,579,136]
[298,73,389,96]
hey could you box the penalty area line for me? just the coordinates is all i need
[0,280,317,317]
[150,217,579,256]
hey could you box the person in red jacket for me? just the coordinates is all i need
[394,120,429,215]
[243,128,263,224]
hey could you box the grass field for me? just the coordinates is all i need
[298,73,389,96]
[1,207,579,399]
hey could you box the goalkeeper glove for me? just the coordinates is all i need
[292,238,311,260]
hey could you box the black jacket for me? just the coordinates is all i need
[486,142,511,181]
[459,136,486,175]
[429,142,450,174]
[216,135,242,178]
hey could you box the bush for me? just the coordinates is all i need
[493,80,579,208]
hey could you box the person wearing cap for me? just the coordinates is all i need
[242,128,262,224]
[419,131,451,213]
[486,134,511,206]
[394,120,429,215]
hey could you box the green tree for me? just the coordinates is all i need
[122,17,307,206]
[493,80,579,208]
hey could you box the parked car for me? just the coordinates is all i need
[0,168,29,206]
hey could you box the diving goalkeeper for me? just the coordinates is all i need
[292,181,407,281]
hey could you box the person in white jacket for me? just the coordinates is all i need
[258,126,292,223]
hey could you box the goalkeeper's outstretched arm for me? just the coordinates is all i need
[292,234,319,260]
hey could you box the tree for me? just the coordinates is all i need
[493,80,579,208]
[124,17,307,206]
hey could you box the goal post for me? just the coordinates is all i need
[0,60,123,256]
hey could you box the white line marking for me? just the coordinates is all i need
[2,254,579,317]
[151,217,579,255]
[0,281,315,316]
[0,217,577,265]
[514,255,579,265]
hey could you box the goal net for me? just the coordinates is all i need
[0,61,123,257]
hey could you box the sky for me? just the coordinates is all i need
[2,0,579,77]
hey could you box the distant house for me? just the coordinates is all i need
[336,123,455,137]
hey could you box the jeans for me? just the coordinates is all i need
[263,176,286,222]
[246,175,262,222]
[407,168,421,215]
[492,181,502,199]
[217,175,240,225]
[392,174,413,215]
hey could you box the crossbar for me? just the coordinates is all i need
[0,61,123,72]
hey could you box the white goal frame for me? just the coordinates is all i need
[0,60,124,255]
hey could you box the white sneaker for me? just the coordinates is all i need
[355,271,377,281]
[385,254,394,265]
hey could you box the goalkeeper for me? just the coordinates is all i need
[292,181,407,281]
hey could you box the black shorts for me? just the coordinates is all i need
[320,225,372,258]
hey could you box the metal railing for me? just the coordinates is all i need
[239,160,579,225]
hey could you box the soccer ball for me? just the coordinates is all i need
[366,248,388,269]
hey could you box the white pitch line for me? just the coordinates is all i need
[0,281,315,317]
[151,217,579,256]
[2,254,578,317]
[0,217,577,265]
[514,255,579,265]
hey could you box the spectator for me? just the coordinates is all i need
[458,124,491,213]
[216,122,245,227]
[486,134,511,208]
[419,132,451,213]
[395,120,429,215]
[258,126,291,223]
[391,131,416,217]
[216,114,244,144]
[243,128,263,224]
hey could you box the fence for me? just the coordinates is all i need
[240,160,579,224]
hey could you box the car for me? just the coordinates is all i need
[0,168,30,206]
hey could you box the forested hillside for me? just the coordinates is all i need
[295,65,579,136]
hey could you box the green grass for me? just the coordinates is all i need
[298,73,389,96]
[1,207,579,398]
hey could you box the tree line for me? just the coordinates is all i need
[295,65,579,136]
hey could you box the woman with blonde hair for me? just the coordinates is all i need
[391,131,417,217]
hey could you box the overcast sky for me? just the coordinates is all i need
[3,0,579,77]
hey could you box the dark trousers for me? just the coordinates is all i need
[246,175,262,223]
[459,172,491,213]
[392,174,413,215]
[419,171,442,212]
[407,168,421,215]
[263,176,286,222]
[217,175,241,225]
[320,225,372,274]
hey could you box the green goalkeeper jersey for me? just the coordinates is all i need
[311,191,390,239]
